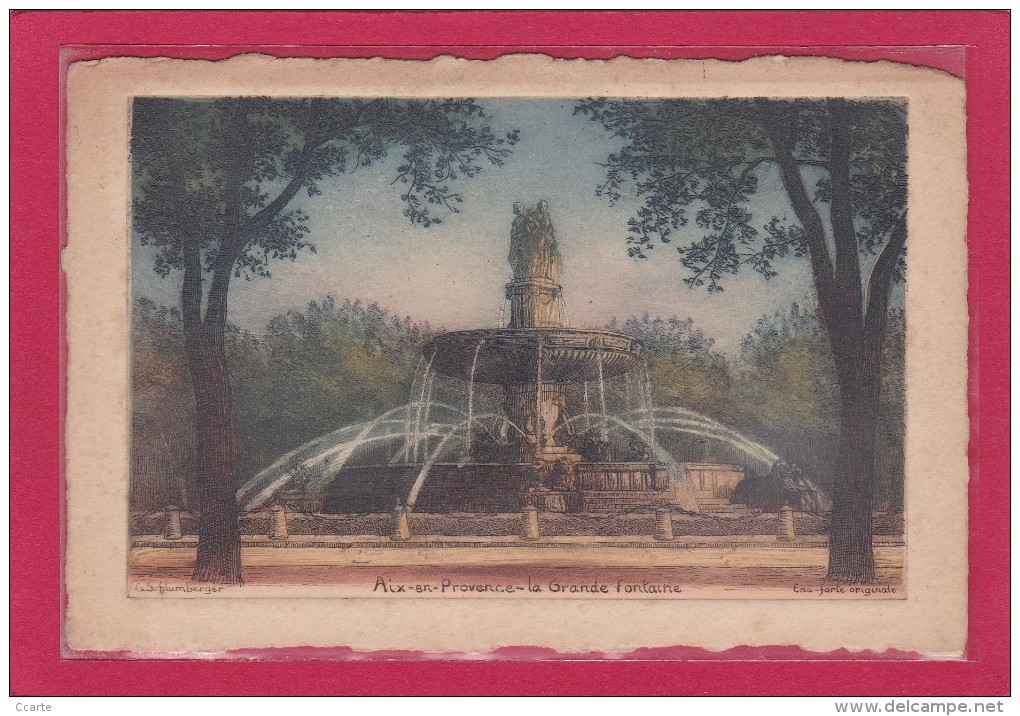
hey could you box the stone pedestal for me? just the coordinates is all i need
[521,505,541,540]
[163,505,182,541]
[778,506,796,541]
[269,503,288,540]
[391,506,411,542]
[506,278,563,329]
[654,507,674,541]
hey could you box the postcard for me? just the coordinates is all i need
[63,54,968,655]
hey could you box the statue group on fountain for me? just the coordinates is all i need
[509,199,562,284]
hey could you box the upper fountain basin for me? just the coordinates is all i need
[425,328,644,385]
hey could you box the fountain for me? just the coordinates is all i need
[397,200,681,514]
[237,201,823,517]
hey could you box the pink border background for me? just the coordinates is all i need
[10,10,1009,695]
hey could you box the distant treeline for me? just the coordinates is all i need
[131,295,438,511]
[131,296,904,512]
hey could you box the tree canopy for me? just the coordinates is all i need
[574,98,906,293]
[132,97,520,284]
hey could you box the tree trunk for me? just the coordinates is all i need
[176,160,245,583]
[759,100,904,584]
[826,338,883,583]
[185,331,243,584]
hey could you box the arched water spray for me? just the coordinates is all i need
[616,405,781,463]
[236,402,475,512]
[304,432,412,490]
[655,423,774,468]
[645,408,780,466]
[410,349,436,463]
[596,349,608,440]
[402,355,424,463]
[640,357,657,448]
[582,382,592,431]
[417,365,438,461]
[238,407,411,511]
[237,411,400,503]
[405,414,497,510]
[465,340,484,461]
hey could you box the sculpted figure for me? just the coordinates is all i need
[509,200,562,283]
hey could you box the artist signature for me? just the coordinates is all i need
[135,581,228,595]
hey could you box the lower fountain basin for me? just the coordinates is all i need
[319,462,674,514]
[425,328,643,384]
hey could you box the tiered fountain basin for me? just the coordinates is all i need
[425,328,643,384]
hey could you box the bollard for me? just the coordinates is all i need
[391,506,411,542]
[654,507,674,541]
[521,505,541,541]
[778,505,796,541]
[163,505,182,541]
[269,503,288,540]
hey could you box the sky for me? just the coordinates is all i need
[133,100,822,354]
